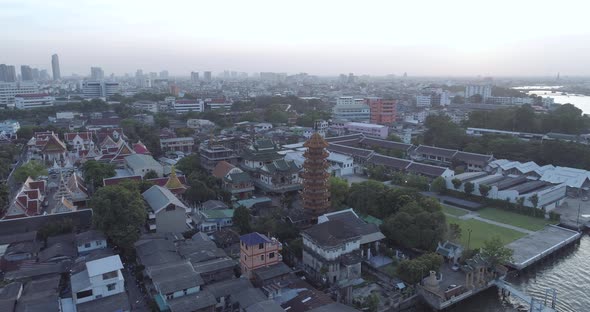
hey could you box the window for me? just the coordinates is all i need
[261,255,265,261]
[166,204,175,211]
[84,243,91,248]
[269,252,275,259]
[244,255,247,261]
[107,283,116,291]
[76,290,93,299]
[166,293,174,300]
[259,243,264,249]
[102,271,118,280]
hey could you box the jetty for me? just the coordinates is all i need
[505,225,581,270]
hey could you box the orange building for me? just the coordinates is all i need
[239,232,282,278]
[366,97,397,125]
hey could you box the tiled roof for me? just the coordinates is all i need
[212,161,236,178]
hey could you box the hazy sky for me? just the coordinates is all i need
[2,0,590,76]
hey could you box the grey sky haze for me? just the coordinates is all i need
[2,0,590,76]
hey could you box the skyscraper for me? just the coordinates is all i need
[21,65,33,81]
[90,67,104,80]
[190,71,199,82]
[301,133,331,216]
[5,66,16,82]
[51,54,61,80]
[0,64,8,82]
[203,71,212,82]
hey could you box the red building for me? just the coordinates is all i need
[366,97,397,125]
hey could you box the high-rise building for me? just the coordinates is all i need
[82,81,119,99]
[159,70,169,79]
[302,133,331,216]
[366,97,397,125]
[40,69,50,81]
[332,97,370,122]
[0,64,8,82]
[90,67,104,80]
[31,68,40,81]
[465,85,492,100]
[21,65,33,81]
[203,71,212,82]
[0,65,17,82]
[51,54,61,80]
[190,71,199,82]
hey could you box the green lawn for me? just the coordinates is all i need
[442,204,468,217]
[477,207,554,231]
[446,216,525,250]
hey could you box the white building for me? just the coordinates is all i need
[465,85,492,99]
[132,100,158,113]
[125,154,164,177]
[14,94,55,109]
[82,81,120,99]
[0,82,39,108]
[332,97,370,122]
[344,122,388,139]
[172,99,204,114]
[0,120,20,137]
[75,230,107,254]
[71,255,125,305]
[416,95,432,107]
[254,123,273,132]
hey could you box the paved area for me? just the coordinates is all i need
[122,262,150,311]
[342,174,370,186]
[505,225,581,270]
[552,197,590,229]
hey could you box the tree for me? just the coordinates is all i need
[16,126,34,141]
[176,154,204,177]
[14,160,47,183]
[364,293,380,312]
[431,177,447,194]
[448,223,462,243]
[81,160,116,190]
[329,177,349,210]
[233,206,252,234]
[516,197,525,209]
[143,170,159,179]
[347,180,387,217]
[396,253,443,284]
[90,182,147,254]
[464,182,474,195]
[381,198,447,251]
[154,113,170,128]
[451,178,462,190]
[529,194,539,209]
[479,184,491,197]
[0,183,8,215]
[481,236,513,268]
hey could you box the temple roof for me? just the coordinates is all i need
[304,132,328,149]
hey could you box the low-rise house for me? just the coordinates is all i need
[71,255,130,312]
[145,260,207,312]
[212,161,254,200]
[142,185,189,233]
[239,232,283,279]
[302,220,362,286]
[76,230,107,254]
[241,139,283,172]
[199,142,239,171]
[160,137,195,153]
[196,209,234,233]
[125,154,164,178]
[256,159,302,193]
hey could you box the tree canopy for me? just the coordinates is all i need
[14,160,47,183]
[329,177,349,210]
[81,160,116,190]
[480,236,513,268]
[90,181,147,254]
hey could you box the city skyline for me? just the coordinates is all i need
[2,0,590,76]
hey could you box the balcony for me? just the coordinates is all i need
[148,212,155,220]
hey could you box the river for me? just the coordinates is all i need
[513,86,590,115]
[443,235,589,312]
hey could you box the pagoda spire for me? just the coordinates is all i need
[301,132,331,216]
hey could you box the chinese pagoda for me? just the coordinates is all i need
[302,132,331,216]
